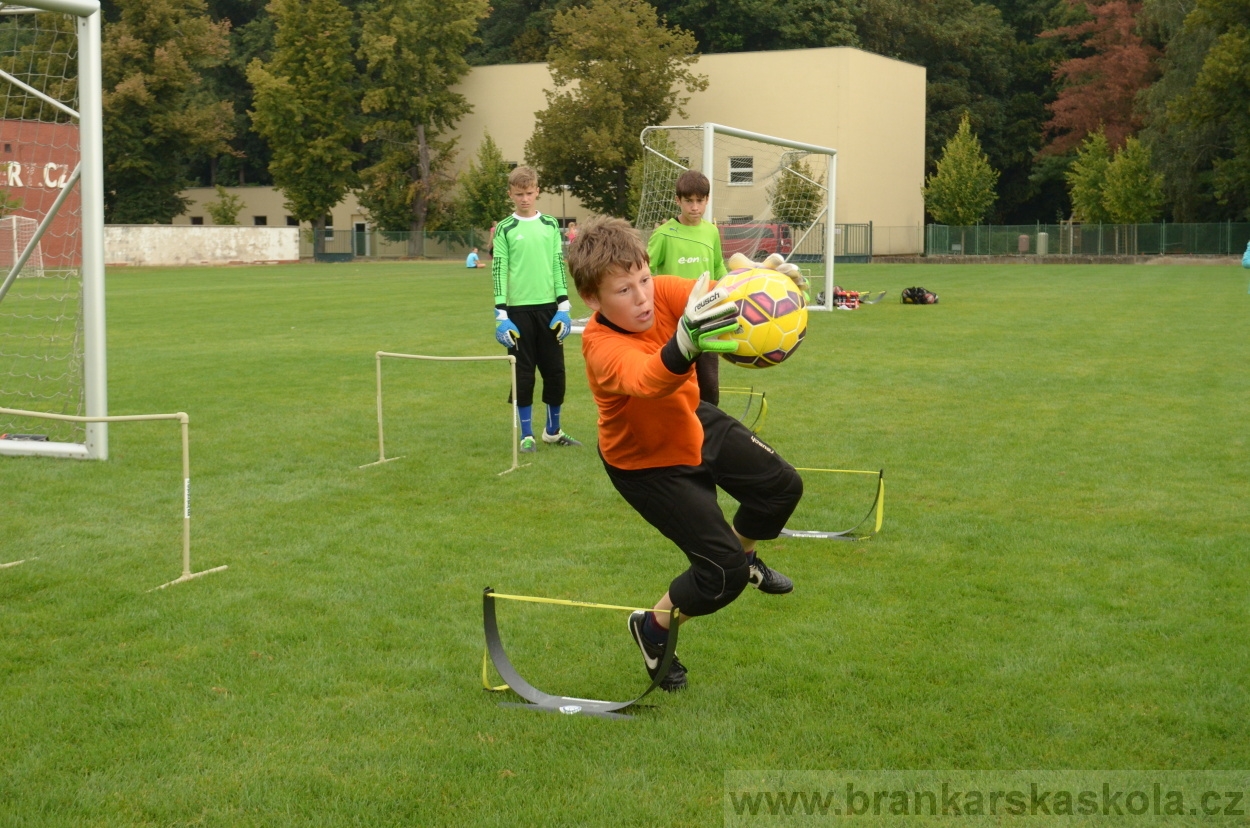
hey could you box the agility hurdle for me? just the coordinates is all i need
[361,352,524,476]
[483,588,681,720]
[0,407,227,589]
[721,386,768,433]
[781,467,885,541]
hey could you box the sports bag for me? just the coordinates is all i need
[901,286,938,304]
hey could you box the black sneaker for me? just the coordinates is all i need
[628,611,687,692]
[748,556,794,594]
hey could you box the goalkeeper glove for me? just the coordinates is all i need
[727,251,810,298]
[673,274,739,361]
[549,300,573,343]
[494,308,520,348]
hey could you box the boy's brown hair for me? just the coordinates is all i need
[675,169,710,199]
[566,216,649,300]
[508,165,538,190]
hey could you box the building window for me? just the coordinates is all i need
[324,214,334,239]
[728,156,754,186]
[253,216,268,226]
[286,216,299,226]
[190,216,204,225]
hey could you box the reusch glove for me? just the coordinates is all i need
[494,308,520,348]
[673,274,739,361]
[727,251,810,299]
[549,300,573,342]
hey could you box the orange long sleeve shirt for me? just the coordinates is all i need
[581,276,705,470]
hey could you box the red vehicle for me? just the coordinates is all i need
[719,223,794,261]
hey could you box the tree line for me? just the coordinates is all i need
[91,0,1248,238]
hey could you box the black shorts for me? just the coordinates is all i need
[603,403,802,617]
[506,304,566,408]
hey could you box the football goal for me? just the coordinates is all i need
[636,123,839,311]
[0,0,107,459]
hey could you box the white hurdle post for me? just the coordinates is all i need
[361,352,524,476]
[0,406,227,589]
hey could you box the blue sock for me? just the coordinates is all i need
[545,405,561,436]
[643,612,669,644]
[518,405,533,439]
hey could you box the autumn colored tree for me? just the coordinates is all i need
[1040,0,1159,154]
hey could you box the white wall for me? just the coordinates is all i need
[105,225,300,266]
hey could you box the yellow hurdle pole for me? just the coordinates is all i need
[486,591,656,614]
[0,407,227,588]
[793,467,880,475]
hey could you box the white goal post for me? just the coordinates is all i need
[0,0,107,459]
[636,123,838,312]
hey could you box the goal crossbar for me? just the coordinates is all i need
[0,406,227,589]
[638,122,840,312]
[361,351,525,476]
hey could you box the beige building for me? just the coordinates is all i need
[175,46,925,255]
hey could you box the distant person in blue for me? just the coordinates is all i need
[466,247,486,269]
[1242,240,1250,269]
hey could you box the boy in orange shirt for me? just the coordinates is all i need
[566,216,802,692]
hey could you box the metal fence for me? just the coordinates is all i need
[299,224,876,262]
[926,222,1250,257]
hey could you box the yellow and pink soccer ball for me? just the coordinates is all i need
[716,267,808,369]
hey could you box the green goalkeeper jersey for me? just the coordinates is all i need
[646,218,728,281]
[491,212,569,308]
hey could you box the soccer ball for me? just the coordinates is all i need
[717,267,807,368]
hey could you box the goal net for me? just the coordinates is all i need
[0,0,107,458]
[636,123,838,311]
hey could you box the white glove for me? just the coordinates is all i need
[727,251,809,296]
[673,274,739,360]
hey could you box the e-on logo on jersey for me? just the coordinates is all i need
[677,256,705,265]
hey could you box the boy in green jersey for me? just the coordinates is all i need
[491,166,581,453]
[646,170,728,405]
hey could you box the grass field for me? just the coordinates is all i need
[1,261,1248,826]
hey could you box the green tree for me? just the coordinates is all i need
[247,0,359,256]
[767,155,825,227]
[357,0,488,253]
[203,3,277,186]
[525,0,707,218]
[923,113,1000,230]
[459,132,513,231]
[1102,136,1164,223]
[1065,128,1112,223]
[203,184,244,224]
[651,0,856,53]
[102,0,235,223]
[1168,0,1250,219]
